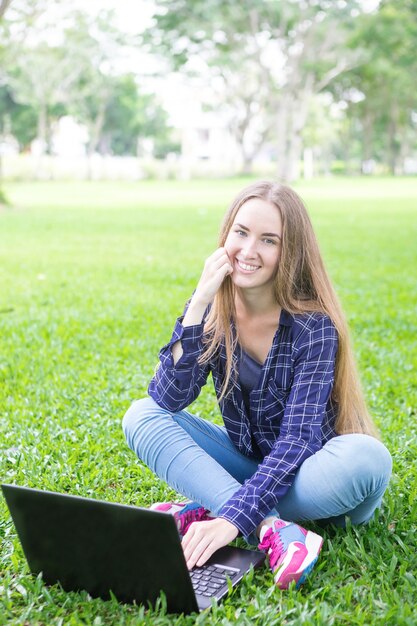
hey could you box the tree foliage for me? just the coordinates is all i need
[144,0,368,179]
[0,0,416,179]
[100,74,174,157]
[0,84,37,149]
[339,0,417,173]
[0,4,173,173]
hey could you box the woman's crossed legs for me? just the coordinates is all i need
[122,397,392,545]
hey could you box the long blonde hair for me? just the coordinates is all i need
[199,181,378,437]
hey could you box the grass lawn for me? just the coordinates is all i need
[0,177,416,625]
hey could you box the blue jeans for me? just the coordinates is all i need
[122,397,392,545]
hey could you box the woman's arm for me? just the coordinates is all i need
[172,247,232,362]
[149,247,233,411]
[171,297,211,365]
[147,299,210,412]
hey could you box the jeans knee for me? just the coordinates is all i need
[374,439,392,484]
[342,434,392,490]
[122,397,158,448]
[362,436,391,485]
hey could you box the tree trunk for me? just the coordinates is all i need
[230,98,256,176]
[275,96,291,182]
[362,108,374,164]
[241,154,254,175]
[283,119,302,181]
[86,102,106,181]
[303,147,314,179]
[87,104,106,157]
[0,128,10,205]
[398,132,409,176]
[34,103,47,179]
[387,112,398,176]
[0,0,12,20]
[276,94,310,182]
[238,125,271,176]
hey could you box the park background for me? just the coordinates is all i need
[1,0,417,184]
[0,1,416,625]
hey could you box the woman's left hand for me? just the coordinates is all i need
[182,517,239,570]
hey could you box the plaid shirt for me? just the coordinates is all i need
[148,302,339,537]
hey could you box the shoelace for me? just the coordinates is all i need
[258,526,284,569]
[180,507,210,535]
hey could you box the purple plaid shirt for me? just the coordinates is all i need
[148,302,339,537]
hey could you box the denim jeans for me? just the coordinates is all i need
[122,397,392,545]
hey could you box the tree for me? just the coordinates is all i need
[0,84,37,149]
[144,0,365,180]
[62,11,174,172]
[5,43,79,176]
[2,7,135,177]
[331,0,417,174]
[302,93,344,177]
[1,4,174,182]
[1,0,74,180]
[7,45,74,152]
[62,11,135,176]
[210,51,279,175]
[99,74,173,157]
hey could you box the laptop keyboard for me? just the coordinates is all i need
[190,563,240,597]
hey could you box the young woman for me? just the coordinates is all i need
[123,181,392,590]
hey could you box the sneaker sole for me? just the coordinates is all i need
[150,501,187,512]
[295,556,319,589]
[274,531,324,589]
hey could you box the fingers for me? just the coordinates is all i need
[208,246,231,263]
[212,249,233,276]
[206,249,230,271]
[195,248,233,305]
[184,537,215,569]
[195,545,216,568]
[182,519,240,570]
[209,246,228,262]
[218,259,233,278]
[182,522,217,569]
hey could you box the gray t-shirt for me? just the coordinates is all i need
[239,348,263,414]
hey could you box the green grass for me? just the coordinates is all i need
[0,177,416,625]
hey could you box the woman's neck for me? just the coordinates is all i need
[235,287,280,318]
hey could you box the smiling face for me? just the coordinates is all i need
[224,198,282,293]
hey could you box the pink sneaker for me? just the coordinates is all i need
[150,501,213,537]
[258,518,323,589]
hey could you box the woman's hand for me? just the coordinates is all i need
[175,247,233,356]
[193,247,233,307]
[181,517,239,570]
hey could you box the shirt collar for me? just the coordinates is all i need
[279,309,293,327]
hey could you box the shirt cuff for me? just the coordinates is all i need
[217,503,265,538]
[161,316,205,368]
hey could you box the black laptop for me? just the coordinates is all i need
[1,484,265,614]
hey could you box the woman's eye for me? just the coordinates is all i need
[236,230,246,236]
[263,238,275,245]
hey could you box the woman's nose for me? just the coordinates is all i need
[241,239,257,257]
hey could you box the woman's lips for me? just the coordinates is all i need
[235,259,261,273]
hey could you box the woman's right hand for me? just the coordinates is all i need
[193,247,233,306]
[173,248,232,360]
